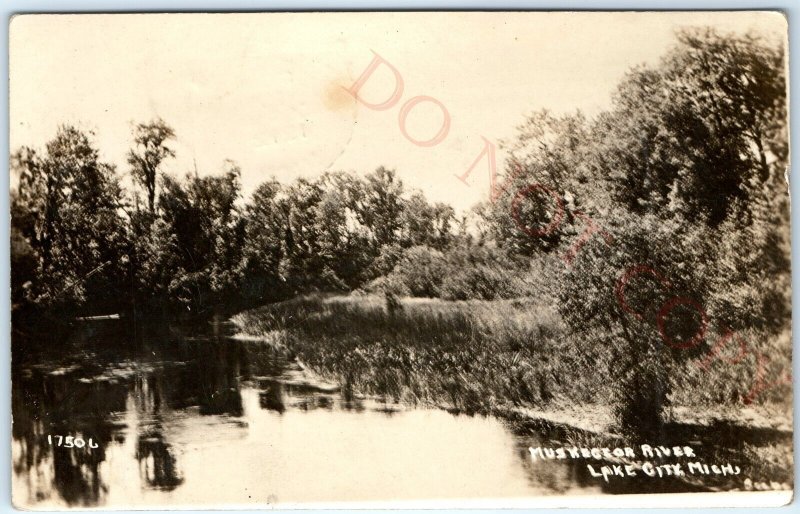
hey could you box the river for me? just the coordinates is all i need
[12,318,699,508]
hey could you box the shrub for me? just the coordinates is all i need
[440,262,521,300]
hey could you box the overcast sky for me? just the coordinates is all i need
[9,12,785,212]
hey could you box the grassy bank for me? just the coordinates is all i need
[232,293,590,412]
[231,293,790,419]
[231,293,793,490]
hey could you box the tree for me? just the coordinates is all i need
[316,172,375,288]
[360,167,405,249]
[156,161,245,313]
[127,118,176,215]
[400,192,455,250]
[481,111,589,258]
[240,179,287,303]
[11,125,129,313]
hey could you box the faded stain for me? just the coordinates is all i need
[322,76,358,112]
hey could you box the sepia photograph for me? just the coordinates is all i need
[8,11,793,508]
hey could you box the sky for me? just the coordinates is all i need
[9,11,786,212]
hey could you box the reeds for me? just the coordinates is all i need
[232,293,609,413]
[233,293,792,415]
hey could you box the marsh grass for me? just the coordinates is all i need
[232,293,615,413]
[233,294,790,421]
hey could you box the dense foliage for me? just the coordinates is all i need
[481,28,789,435]
[12,131,469,320]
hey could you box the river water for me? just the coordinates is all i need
[12,318,684,508]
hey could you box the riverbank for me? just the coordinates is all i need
[231,293,793,490]
[232,293,575,411]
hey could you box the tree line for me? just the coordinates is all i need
[12,29,788,325]
[11,120,472,321]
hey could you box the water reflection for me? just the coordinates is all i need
[258,381,286,414]
[11,321,613,508]
[137,432,183,490]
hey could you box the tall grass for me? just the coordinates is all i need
[232,293,615,413]
[233,293,791,418]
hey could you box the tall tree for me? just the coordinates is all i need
[127,118,176,215]
[400,192,455,250]
[241,179,287,303]
[361,167,405,249]
[156,161,245,313]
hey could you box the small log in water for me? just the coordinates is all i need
[75,314,121,321]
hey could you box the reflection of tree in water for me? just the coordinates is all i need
[258,378,344,413]
[197,338,244,416]
[136,431,183,490]
[12,324,252,506]
[510,421,715,495]
[155,335,245,416]
[127,336,248,490]
[513,440,596,495]
[131,373,183,490]
[259,380,286,413]
[11,364,125,506]
[50,442,107,505]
